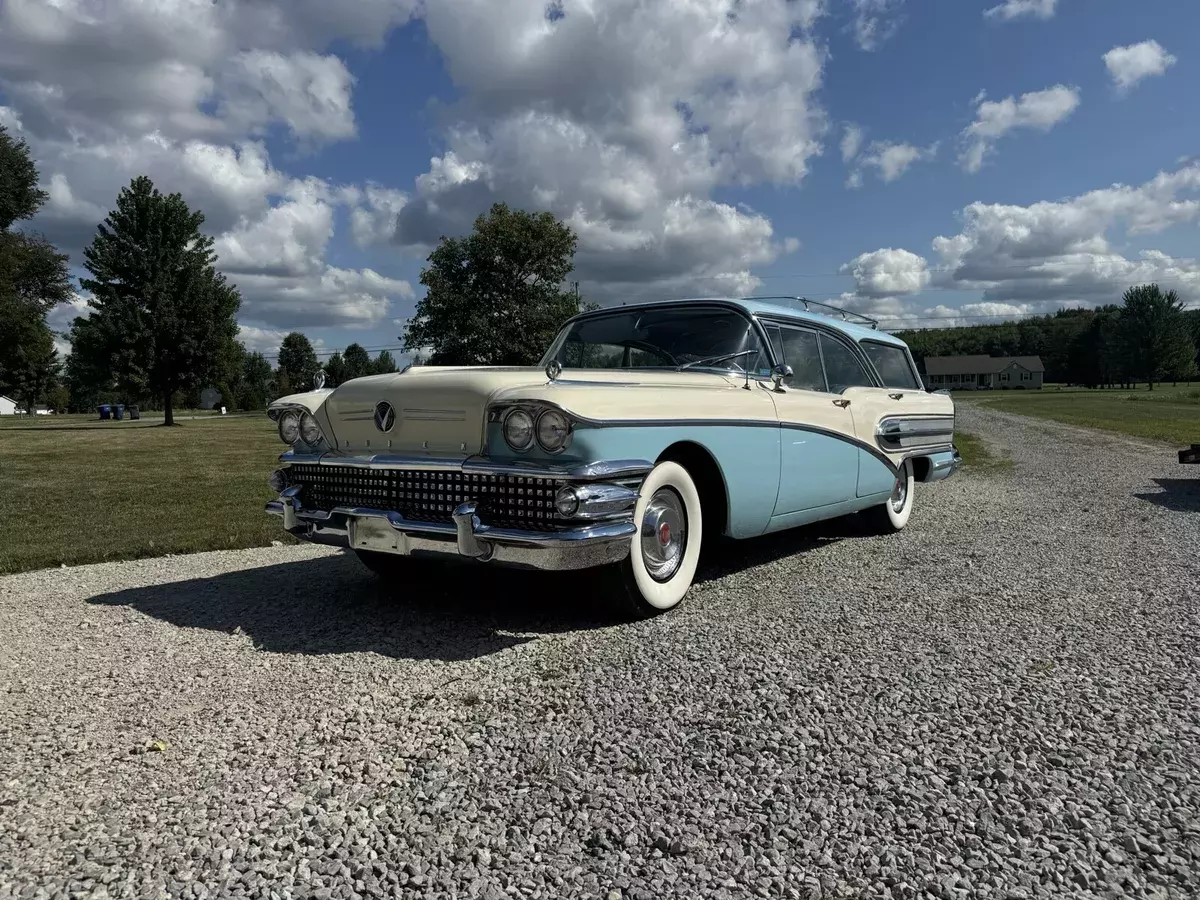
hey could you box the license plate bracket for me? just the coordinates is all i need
[348,516,408,554]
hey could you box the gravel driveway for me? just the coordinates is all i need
[2,405,1199,900]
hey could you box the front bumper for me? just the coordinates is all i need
[266,455,650,571]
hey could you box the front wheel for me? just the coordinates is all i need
[863,459,914,533]
[608,461,703,618]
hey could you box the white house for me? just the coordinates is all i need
[0,396,18,415]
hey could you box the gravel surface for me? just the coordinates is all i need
[2,405,1199,900]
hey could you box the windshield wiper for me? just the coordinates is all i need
[676,349,759,371]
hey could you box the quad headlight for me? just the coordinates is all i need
[535,409,572,452]
[502,408,535,452]
[278,410,301,444]
[299,412,323,445]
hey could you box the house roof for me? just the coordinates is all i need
[924,354,1045,375]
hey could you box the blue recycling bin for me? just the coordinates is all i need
[98,404,112,420]
[113,403,126,421]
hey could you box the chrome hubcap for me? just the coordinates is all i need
[890,467,908,513]
[641,488,687,582]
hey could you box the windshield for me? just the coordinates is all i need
[543,306,771,375]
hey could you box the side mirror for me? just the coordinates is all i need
[771,363,794,391]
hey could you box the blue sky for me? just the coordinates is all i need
[1,0,1197,366]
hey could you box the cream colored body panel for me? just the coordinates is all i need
[841,386,955,463]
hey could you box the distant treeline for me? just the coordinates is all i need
[896,295,1200,388]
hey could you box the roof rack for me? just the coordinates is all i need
[747,296,879,330]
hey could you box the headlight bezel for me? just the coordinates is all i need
[299,411,323,446]
[502,407,536,452]
[278,410,301,445]
[535,409,573,453]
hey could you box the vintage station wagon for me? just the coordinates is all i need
[265,297,960,616]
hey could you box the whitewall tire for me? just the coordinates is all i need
[865,459,914,533]
[612,461,703,617]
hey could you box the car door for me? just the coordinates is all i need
[763,323,860,516]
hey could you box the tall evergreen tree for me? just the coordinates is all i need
[343,342,371,380]
[276,332,320,392]
[78,176,241,424]
[0,126,71,414]
[322,351,348,388]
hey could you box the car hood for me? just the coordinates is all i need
[273,365,744,456]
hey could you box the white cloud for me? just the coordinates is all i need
[839,163,1200,326]
[850,0,905,51]
[959,84,1080,173]
[983,0,1057,22]
[394,0,829,298]
[219,51,357,142]
[840,123,865,163]
[841,248,931,297]
[1103,40,1177,95]
[850,140,938,186]
[351,184,409,248]
[0,0,421,338]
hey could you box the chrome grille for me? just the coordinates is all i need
[286,465,566,530]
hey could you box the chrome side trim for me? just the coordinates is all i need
[569,483,641,520]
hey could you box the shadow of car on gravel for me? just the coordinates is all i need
[86,513,874,661]
[1134,477,1200,513]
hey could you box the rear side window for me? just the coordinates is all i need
[861,341,920,390]
[768,326,827,392]
[819,334,873,393]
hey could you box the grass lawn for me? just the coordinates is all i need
[961,383,1200,447]
[952,430,1013,472]
[0,414,292,575]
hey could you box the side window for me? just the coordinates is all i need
[861,341,920,390]
[819,334,873,393]
[773,327,827,392]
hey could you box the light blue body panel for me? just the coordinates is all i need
[764,491,892,535]
[774,428,859,516]
[858,448,898,497]
[486,420,902,539]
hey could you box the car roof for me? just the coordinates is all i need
[586,297,909,348]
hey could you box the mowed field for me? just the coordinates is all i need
[0,413,292,575]
[962,382,1200,446]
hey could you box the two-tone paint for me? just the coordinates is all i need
[264,296,961,567]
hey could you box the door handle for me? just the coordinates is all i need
[832,398,851,408]
[888,392,904,400]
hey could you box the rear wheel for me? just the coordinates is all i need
[863,459,914,533]
[608,461,703,618]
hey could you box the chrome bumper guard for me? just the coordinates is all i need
[265,456,651,571]
[1180,444,1200,465]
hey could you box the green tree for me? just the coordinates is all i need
[0,126,72,413]
[46,382,69,414]
[65,315,116,411]
[1118,284,1196,391]
[276,332,320,393]
[403,202,583,365]
[0,126,47,229]
[323,351,347,388]
[236,350,273,410]
[78,176,241,425]
[372,349,398,375]
[0,296,59,413]
[343,342,371,380]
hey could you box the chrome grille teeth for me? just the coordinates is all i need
[287,465,564,530]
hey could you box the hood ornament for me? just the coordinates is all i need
[545,359,563,382]
[313,370,326,390]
